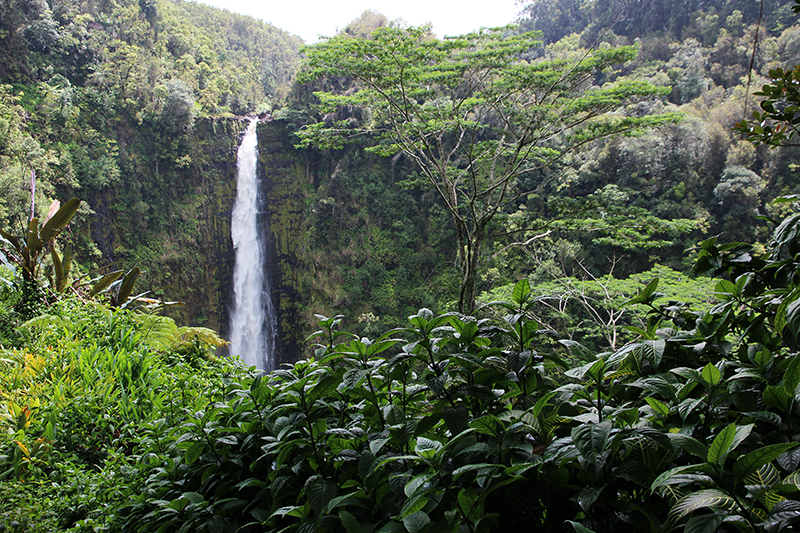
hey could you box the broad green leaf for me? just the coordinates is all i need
[511,278,531,308]
[325,494,361,514]
[651,463,714,492]
[306,475,336,514]
[375,521,405,533]
[415,437,443,461]
[369,437,390,455]
[403,511,430,533]
[707,424,736,467]
[181,492,205,504]
[578,486,604,512]
[39,197,80,243]
[567,520,597,533]
[701,363,721,386]
[88,270,123,297]
[457,487,478,518]
[339,510,362,533]
[781,471,800,492]
[668,434,708,461]
[185,442,204,465]
[400,494,428,519]
[714,279,737,298]
[270,506,303,519]
[530,391,557,418]
[757,488,785,512]
[0,227,21,253]
[216,433,238,446]
[116,267,140,304]
[785,356,800,394]
[683,513,724,533]
[669,489,737,524]
[731,424,754,452]
[753,347,774,371]
[761,500,800,530]
[452,463,502,478]
[763,385,792,411]
[235,478,266,490]
[778,448,800,472]
[624,278,660,306]
[614,407,639,427]
[745,462,780,491]
[571,419,612,464]
[308,375,340,403]
[404,473,435,498]
[677,398,704,422]
[786,299,800,341]
[733,443,799,483]
[442,406,469,434]
[645,397,670,417]
[342,368,368,389]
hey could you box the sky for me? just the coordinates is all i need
[195,0,523,44]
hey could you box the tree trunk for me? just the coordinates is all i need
[457,226,483,314]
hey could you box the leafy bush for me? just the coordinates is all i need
[103,210,800,533]
[0,285,249,531]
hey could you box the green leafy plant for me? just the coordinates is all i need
[0,198,80,285]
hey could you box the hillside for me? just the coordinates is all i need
[0,0,798,345]
[265,0,800,344]
[0,0,302,331]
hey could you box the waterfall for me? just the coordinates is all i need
[229,119,277,371]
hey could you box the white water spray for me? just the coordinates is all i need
[229,119,277,370]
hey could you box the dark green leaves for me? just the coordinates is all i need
[733,444,800,484]
[306,475,337,514]
[571,420,612,464]
[669,489,738,524]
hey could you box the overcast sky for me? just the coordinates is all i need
[195,0,523,43]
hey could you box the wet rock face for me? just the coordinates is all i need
[84,116,389,365]
[86,116,243,335]
[257,119,311,365]
[165,117,242,336]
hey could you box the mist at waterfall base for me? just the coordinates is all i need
[229,119,277,371]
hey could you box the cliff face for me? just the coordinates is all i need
[83,116,453,365]
[254,119,457,362]
[257,120,313,364]
[186,117,243,337]
[88,116,244,336]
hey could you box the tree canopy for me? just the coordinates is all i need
[299,25,680,312]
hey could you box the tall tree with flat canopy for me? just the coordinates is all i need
[299,25,677,312]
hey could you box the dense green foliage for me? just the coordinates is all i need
[0,0,301,331]
[299,25,682,313]
[285,0,800,334]
[1,2,800,530]
[0,0,798,341]
[518,0,799,46]
[6,209,800,532]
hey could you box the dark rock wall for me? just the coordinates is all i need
[87,116,243,336]
[258,119,314,364]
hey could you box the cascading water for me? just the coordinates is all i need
[229,119,277,371]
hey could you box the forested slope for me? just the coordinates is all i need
[0,0,798,346]
[0,0,302,330]
[268,0,800,344]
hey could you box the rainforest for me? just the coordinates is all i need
[2,0,800,531]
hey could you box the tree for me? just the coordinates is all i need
[736,64,800,147]
[735,0,800,147]
[299,25,677,312]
